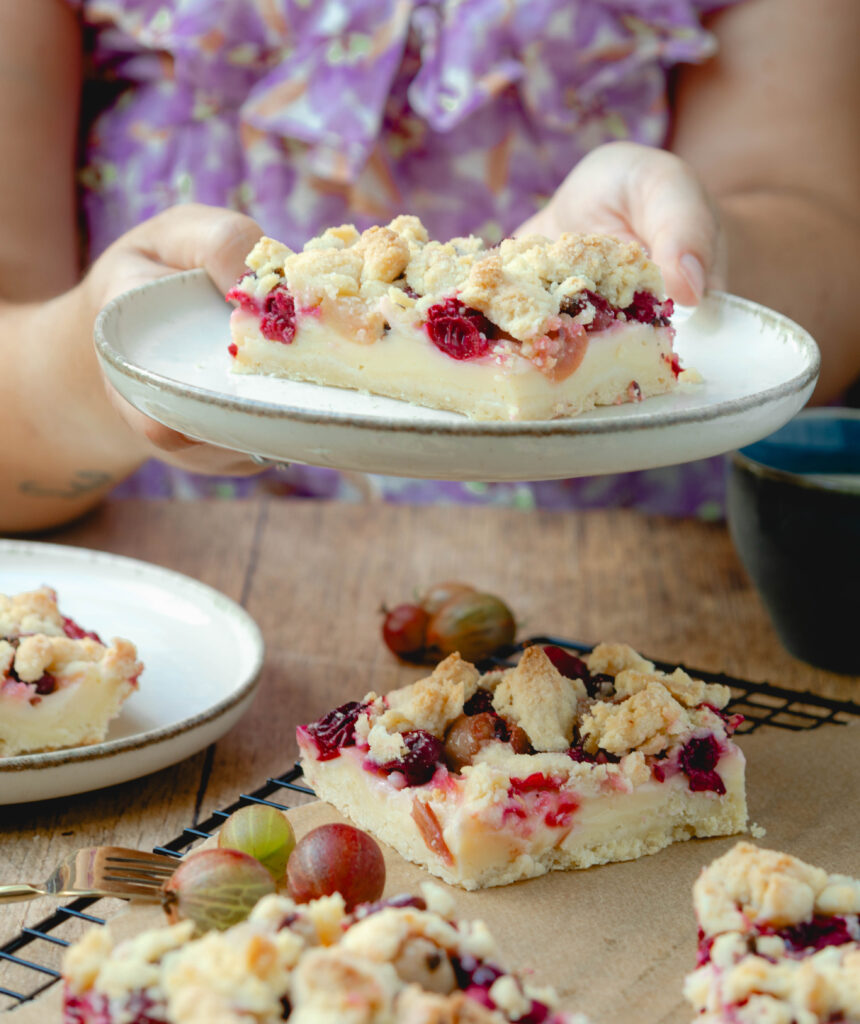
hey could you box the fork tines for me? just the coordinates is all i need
[97,849,178,892]
[104,852,177,874]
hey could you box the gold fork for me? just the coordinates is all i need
[0,846,178,904]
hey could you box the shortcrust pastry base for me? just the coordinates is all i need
[0,673,136,757]
[230,312,676,422]
[299,744,747,890]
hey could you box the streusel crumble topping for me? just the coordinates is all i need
[0,635,138,686]
[694,842,860,935]
[0,586,67,638]
[321,643,738,793]
[232,215,668,346]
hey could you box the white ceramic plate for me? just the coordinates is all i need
[0,542,264,805]
[95,270,820,480]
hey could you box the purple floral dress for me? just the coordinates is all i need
[68,0,737,519]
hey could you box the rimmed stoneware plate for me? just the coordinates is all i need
[95,270,820,480]
[0,541,264,805]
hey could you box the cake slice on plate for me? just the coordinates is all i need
[62,883,590,1024]
[297,643,747,889]
[684,842,860,1023]
[226,217,683,422]
[0,587,142,757]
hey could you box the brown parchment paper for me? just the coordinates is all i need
[9,724,859,1024]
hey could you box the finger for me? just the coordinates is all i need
[141,420,266,477]
[514,205,556,239]
[627,151,724,305]
[514,144,637,241]
[120,204,265,294]
[94,250,190,305]
[154,438,267,478]
[104,381,264,477]
[514,203,642,246]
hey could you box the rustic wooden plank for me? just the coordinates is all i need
[46,500,261,600]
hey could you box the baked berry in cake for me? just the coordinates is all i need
[684,842,860,1024]
[226,217,684,422]
[62,883,591,1024]
[0,587,142,757]
[297,643,747,890]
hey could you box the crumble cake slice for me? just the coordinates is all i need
[226,216,683,422]
[0,587,142,757]
[62,883,591,1024]
[297,643,747,890]
[684,842,860,1024]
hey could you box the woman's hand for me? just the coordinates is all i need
[85,203,265,476]
[517,141,726,307]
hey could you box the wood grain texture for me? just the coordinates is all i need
[1,498,857,1007]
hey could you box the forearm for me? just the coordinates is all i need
[0,288,147,533]
[716,189,860,403]
[0,0,81,299]
[0,0,141,530]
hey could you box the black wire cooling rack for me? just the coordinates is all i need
[2,636,858,1011]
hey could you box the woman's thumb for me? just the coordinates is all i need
[628,151,724,306]
[120,203,264,294]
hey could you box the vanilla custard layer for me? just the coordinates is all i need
[299,743,747,890]
[230,311,677,422]
[0,675,135,757]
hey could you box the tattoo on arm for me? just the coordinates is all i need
[19,471,113,499]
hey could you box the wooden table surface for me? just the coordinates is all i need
[1,498,858,1006]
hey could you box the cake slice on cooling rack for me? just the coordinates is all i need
[684,842,860,1023]
[226,216,683,422]
[0,587,142,757]
[297,643,748,890]
[62,883,591,1024]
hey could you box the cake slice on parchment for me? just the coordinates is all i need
[297,643,747,890]
[226,217,685,422]
[0,587,142,757]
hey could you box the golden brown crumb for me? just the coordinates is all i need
[235,215,666,346]
[579,682,689,756]
[491,646,586,751]
[355,226,410,283]
[381,653,481,736]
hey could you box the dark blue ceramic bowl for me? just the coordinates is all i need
[727,409,860,674]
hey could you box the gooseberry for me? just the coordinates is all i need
[443,712,501,772]
[419,581,476,616]
[382,603,429,661]
[162,848,275,932]
[425,591,516,663]
[286,824,385,910]
[218,805,296,882]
